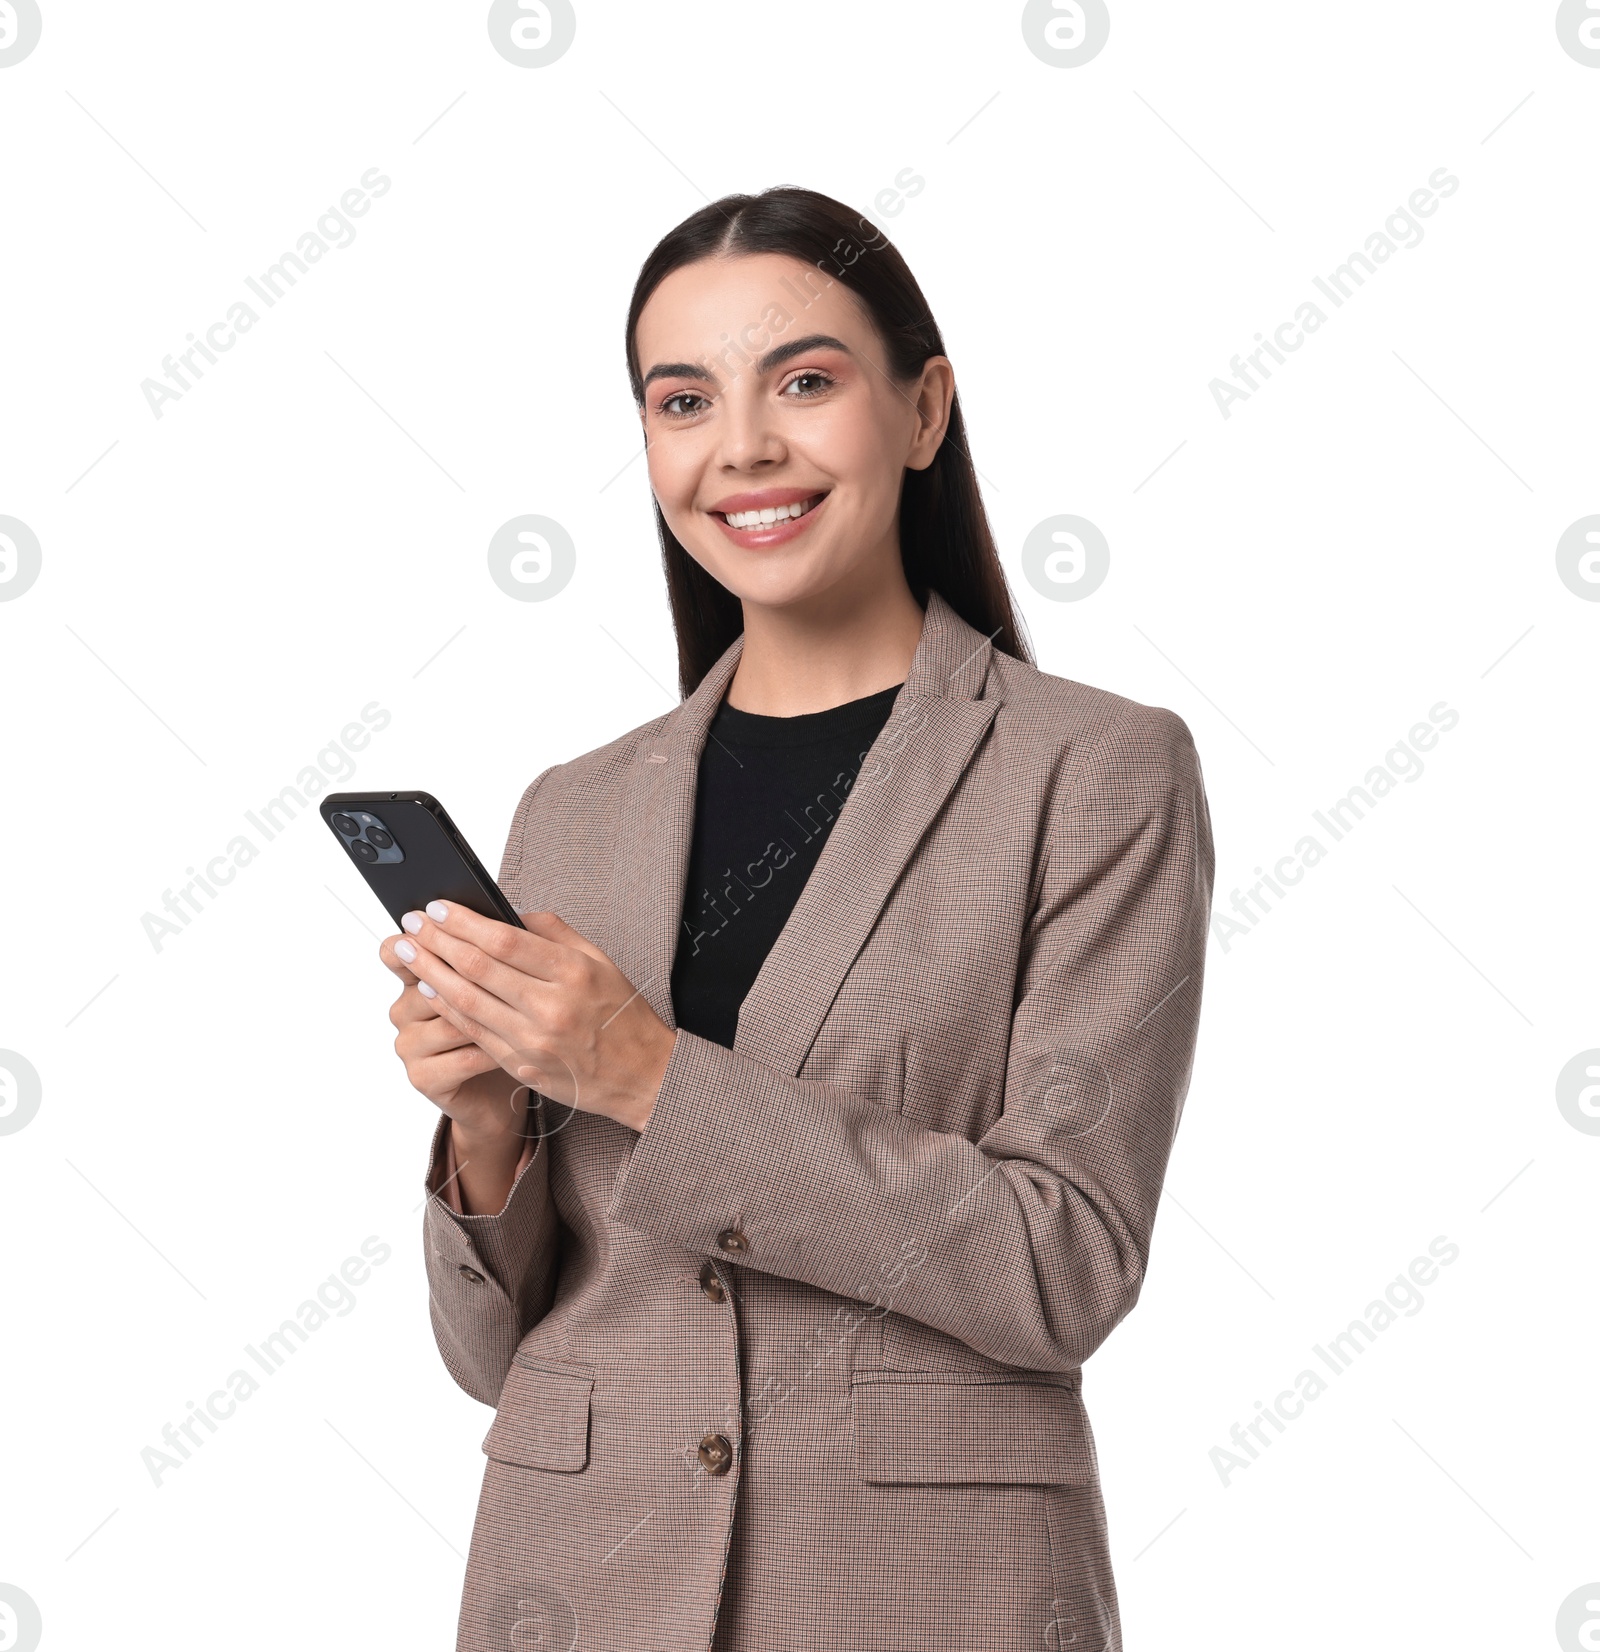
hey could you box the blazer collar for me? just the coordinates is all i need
[609,588,1003,1078]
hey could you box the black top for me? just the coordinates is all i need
[670,680,904,1049]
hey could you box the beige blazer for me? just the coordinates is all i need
[422,587,1215,1652]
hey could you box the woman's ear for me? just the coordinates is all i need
[905,356,956,472]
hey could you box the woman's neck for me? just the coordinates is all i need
[724,576,925,717]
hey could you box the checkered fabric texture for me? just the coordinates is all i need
[422,588,1216,1651]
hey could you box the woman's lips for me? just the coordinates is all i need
[709,491,828,548]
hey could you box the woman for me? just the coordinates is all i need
[384,187,1215,1652]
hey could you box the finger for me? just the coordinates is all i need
[402,901,565,986]
[389,964,481,1044]
[401,1010,484,1058]
[396,936,529,1054]
[379,932,423,984]
[390,973,442,1018]
[397,939,565,1094]
[398,903,563,1029]
[427,988,492,1046]
[414,1040,502,1102]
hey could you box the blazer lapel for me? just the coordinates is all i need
[607,627,745,1032]
[607,589,1001,1079]
[735,591,1000,1076]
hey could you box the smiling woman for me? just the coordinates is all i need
[382,186,1215,1652]
[621,197,1020,704]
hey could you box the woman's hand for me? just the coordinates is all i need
[382,943,537,1216]
[389,902,677,1134]
[382,939,529,1142]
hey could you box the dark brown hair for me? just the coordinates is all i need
[624,186,1033,697]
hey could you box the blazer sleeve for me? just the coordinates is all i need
[421,765,564,1406]
[607,704,1215,1374]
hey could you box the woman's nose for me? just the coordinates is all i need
[714,386,786,470]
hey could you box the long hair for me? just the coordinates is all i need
[624,186,1034,697]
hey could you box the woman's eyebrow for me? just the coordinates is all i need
[757,333,852,374]
[642,359,711,391]
[641,333,854,391]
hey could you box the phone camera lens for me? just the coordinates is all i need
[331,813,360,837]
[352,840,379,863]
[367,828,394,850]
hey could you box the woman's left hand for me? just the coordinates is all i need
[389,901,677,1133]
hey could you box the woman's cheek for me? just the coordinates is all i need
[647,440,703,524]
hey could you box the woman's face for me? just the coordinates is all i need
[634,252,951,611]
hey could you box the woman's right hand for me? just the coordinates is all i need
[381,932,529,1150]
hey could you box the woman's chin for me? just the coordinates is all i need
[711,560,852,614]
[690,544,816,600]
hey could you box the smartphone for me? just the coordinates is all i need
[319,791,525,931]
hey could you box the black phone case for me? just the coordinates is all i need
[319,791,525,931]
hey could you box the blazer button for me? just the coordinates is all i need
[697,1261,726,1303]
[458,1264,485,1284]
[697,1433,734,1475]
[716,1227,748,1255]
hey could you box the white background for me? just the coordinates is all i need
[1,2,1596,1648]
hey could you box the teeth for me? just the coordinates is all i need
[722,496,819,530]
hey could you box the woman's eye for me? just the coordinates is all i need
[658,391,707,419]
[783,371,834,398]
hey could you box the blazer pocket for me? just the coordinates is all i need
[482,1357,594,1473]
[850,1373,1095,1486]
